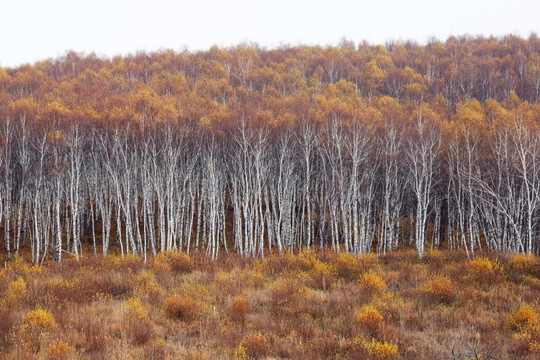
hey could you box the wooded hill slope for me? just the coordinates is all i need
[0,34,540,263]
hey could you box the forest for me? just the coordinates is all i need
[1,34,540,360]
[1,34,540,263]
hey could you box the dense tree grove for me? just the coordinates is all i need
[1,34,540,263]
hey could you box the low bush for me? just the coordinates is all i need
[419,275,455,304]
[347,336,398,360]
[356,304,384,335]
[46,340,75,360]
[163,296,202,322]
[468,257,503,285]
[509,253,538,277]
[18,306,57,352]
[507,304,538,331]
[335,253,361,281]
[2,276,27,305]
[268,277,306,316]
[424,249,445,270]
[24,306,57,330]
[227,297,251,324]
[358,271,386,297]
[239,332,271,358]
[153,251,194,274]
[308,258,336,290]
[508,305,540,356]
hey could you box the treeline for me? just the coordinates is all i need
[0,34,539,263]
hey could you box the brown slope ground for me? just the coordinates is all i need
[0,250,539,359]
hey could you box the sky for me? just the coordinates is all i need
[1,0,539,68]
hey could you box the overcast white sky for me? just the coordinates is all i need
[1,0,539,68]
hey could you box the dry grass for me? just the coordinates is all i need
[0,250,538,359]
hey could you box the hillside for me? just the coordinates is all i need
[1,35,540,262]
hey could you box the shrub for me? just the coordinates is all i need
[163,296,202,322]
[19,307,57,352]
[468,257,503,284]
[419,275,455,304]
[364,338,398,360]
[347,336,398,360]
[227,297,252,324]
[2,276,27,305]
[335,253,361,281]
[509,305,540,355]
[135,272,164,305]
[129,318,153,345]
[424,249,444,270]
[356,304,384,335]
[358,271,386,296]
[116,254,144,273]
[153,251,194,274]
[308,258,336,290]
[126,297,147,319]
[509,253,538,277]
[7,256,41,277]
[268,277,306,316]
[508,304,538,331]
[258,252,295,275]
[240,332,271,358]
[513,319,540,355]
[24,306,57,330]
[46,340,74,360]
[234,345,247,359]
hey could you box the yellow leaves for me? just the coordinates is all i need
[152,251,194,274]
[485,98,509,123]
[2,276,27,305]
[24,306,57,330]
[509,253,538,276]
[46,340,74,360]
[126,297,147,320]
[403,82,426,99]
[238,332,271,358]
[508,304,540,354]
[129,86,179,124]
[348,336,398,360]
[0,67,10,87]
[107,105,136,124]
[358,271,386,295]
[468,257,504,285]
[363,60,385,84]
[6,256,41,276]
[508,304,538,331]
[42,100,71,121]
[335,79,357,96]
[9,96,38,117]
[233,344,248,359]
[356,304,384,334]
[198,115,212,129]
[335,253,361,280]
[47,129,65,144]
[456,98,485,126]
[418,275,456,304]
[414,102,441,125]
[363,338,398,360]
[503,90,521,109]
